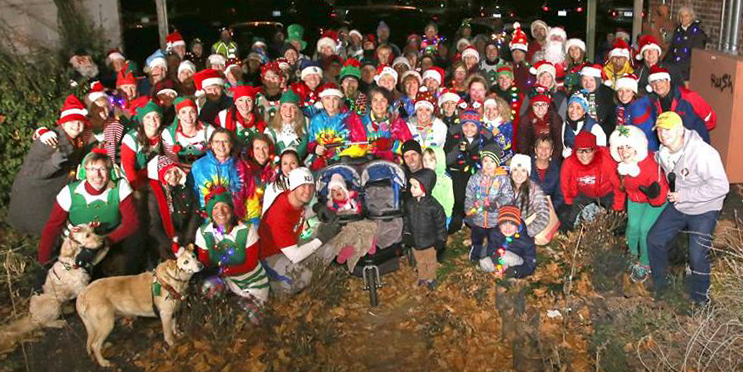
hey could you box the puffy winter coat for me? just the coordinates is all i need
[477,224,537,279]
[615,95,658,151]
[665,20,708,81]
[427,146,454,218]
[404,169,447,250]
[649,86,712,143]
[511,182,551,238]
[562,115,607,158]
[560,147,625,211]
[464,170,515,228]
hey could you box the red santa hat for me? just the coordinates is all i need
[608,39,631,59]
[87,81,107,103]
[647,66,671,92]
[230,85,261,101]
[461,46,480,62]
[193,69,224,91]
[636,35,663,60]
[547,26,567,42]
[615,29,631,42]
[530,61,557,80]
[422,67,445,85]
[414,90,436,112]
[565,38,586,53]
[615,73,639,93]
[261,61,281,78]
[374,65,398,84]
[166,31,186,49]
[317,30,338,52]
[106,49,125,63]
[580,64,604,78]
[438,88,462,107]
[509,22,529,52]
[401,70,422,84]
[530,93,551,106]
[301,65,323,80]
[207,54,226,67]
[317,83,343,98]
[57,94,88,125]
[178,60,196,75]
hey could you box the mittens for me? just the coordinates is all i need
[638,181,661,200]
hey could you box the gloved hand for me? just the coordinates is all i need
[312,203,337,223]
[479,257,496,272]
[638,182,661,200]
[51,151,68,168]
[315,217,342,244]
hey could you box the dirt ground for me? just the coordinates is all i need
[1,187,742,372]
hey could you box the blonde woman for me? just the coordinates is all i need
[482,96,514,164]
[264,90,308,159]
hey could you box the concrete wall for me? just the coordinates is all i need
[0,0,122,53]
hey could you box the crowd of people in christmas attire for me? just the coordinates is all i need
[8,7,728,316]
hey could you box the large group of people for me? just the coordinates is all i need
[8,7,728,312]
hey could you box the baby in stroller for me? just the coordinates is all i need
[327,173,362,215]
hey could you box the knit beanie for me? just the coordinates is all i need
[510,154,532,176]
[401,139,423,156]
[498,205,522,226]
[574,131,597,150]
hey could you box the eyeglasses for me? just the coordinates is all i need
[533,103,549,108]
[576,148,595,154]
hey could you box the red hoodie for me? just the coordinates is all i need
[621,154,669,207]
[560,147,625,211]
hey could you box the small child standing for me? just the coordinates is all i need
[404,168,447,289]
[475,205,537,279]
[422,147,454,226]
[326,173,362,215]
[464,142,514,261]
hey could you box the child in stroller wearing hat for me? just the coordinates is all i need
[326,173,362,215]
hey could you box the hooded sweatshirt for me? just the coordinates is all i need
[655,129,729,215]
[560,147,625,211]
[404,169,447,250]
[427,146,454,218]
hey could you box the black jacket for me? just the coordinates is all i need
[591,84,617,136]
[404,169,447,250]
[199,95,233,125]
[444,126,494,174]
[147,183,200,259]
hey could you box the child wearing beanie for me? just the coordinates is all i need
[473,205,537,279]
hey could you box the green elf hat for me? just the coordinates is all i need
[339,58,362,83]
[204,185,234,218]
[279,90,301,105]
[135,101,163,124]
[286,24,307,51]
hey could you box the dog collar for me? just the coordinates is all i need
[153,275,184,302]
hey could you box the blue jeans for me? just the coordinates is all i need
[469,226,499,261]
[647,204,719,303]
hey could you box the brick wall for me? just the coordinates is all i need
[649,0,743,54]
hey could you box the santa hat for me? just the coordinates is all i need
[231,85,261,101]
[608,39,631,59]
[547,26,567,42]
[57,95,88,124]
[509,22,529,52]
[300,64,323,80]
[615,73,639,93]
[580,64,603,78]
[565,38,586,52]
[374,65,398,84]
[636,35,662,60]
[106,49,125,63]
[328,173,349,195]
[349,29,362,39]
[260,61,281,78]
[456,38,471,50]
[414,90,436,112]
[317,83,343,98]
[462,46,480,62]
[531,92,552,106]
[392,56,411,70]
[178,60,196,76]
[317,30,338,52]
[438,88,462,107]
[147,56,167,70]
[530,61,557,80]
[193,69,224,91]
[530,20,549,38]
[610,125,648,163]
[87,81,107,103]
[510,154,532,176]
[166,31,186,49]
[422,67,445,85]
[647,66,671,92]
[207,54,226,67]
[401,70,422,84]
[483,97,498,108]
[116,62,137,87]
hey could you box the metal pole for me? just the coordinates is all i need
[729,0,742,54]
[718,0,727,51]
[155,0,169,51]
[632,0,643,42]
[586,0,597,60]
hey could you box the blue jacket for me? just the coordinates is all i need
[530,157,564,209]
[616,95,659,151]
[649,86,710,144]
[476,222,537,279]
[563,115,601,150]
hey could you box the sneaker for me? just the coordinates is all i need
[427,280,437,290]
[417,279,426,287]
[630,265,650,283]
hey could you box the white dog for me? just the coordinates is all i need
[76,246,203,367]
[0,224,107,351]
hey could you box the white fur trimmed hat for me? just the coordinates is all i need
[609,125,648,163]
[615,73,639,93]
[565,38,586,52]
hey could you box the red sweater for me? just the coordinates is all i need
[621,154,669,207]
[560,147,625,211]
[38,182,139,264]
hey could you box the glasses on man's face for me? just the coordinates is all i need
[576,148,595,155]
[533,103,549,109]
[85,167,108,174]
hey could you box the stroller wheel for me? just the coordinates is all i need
[407,248,416,268]
[362,265,382,307]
